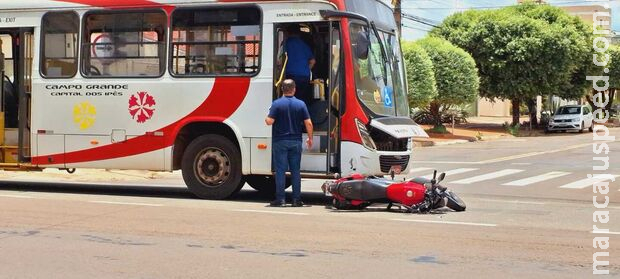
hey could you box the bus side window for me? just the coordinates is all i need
[81,10,167,78]
[170,6,261,76]
[41,11,79,78]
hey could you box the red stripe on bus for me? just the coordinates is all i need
[32,77,251,165]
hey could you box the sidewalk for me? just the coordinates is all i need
[413,115,619,147]
[414,117,516,147]
[414,125,511,147]
[0,168,183,185]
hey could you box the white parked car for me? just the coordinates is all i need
[547,105,594,133]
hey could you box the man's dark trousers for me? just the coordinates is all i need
[273,139,302,202]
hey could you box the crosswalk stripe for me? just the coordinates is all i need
[502,171,571,186]
[451,169,524,184]
[422,168,478,179]
[408,167,433,173]
[559,175,619,189]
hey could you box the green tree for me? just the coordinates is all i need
[605,45,620,110]
[433,3,595,126]
[401,41,437,109]
[417,37,479,128]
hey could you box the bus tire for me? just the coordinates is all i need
[246,175,291,196]
[182,134,242,200]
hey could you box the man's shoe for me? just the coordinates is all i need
[269,200,286,207]
[291,200,305,207]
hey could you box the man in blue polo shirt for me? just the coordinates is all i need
[265,79,314,207]
[284,26,316,106]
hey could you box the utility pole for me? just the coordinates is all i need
[393,0,402,35]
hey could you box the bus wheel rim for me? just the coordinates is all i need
[196,148,230,187]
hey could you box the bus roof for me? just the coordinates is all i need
[0,0,344,11]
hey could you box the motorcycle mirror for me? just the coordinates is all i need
[438,173,446,183]
[431,170,437,185]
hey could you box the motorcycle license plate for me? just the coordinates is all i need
[390,165,402,175]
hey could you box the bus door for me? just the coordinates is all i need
[273,21,341,175]
[326,21,342,174]
[0,29,32,165]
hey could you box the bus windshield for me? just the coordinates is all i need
[346,0,409,118]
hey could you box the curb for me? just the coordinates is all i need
[414,139,474,147]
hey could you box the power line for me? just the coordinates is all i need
[402,23,433,32]
[401,12,440,27]
[403,0,616,10]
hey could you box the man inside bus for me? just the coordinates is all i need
[265,79,314,207]
[283,25,316,107]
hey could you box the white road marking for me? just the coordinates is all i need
[511,163,532,166]
[478,143,592,164]
[233,209,309,216]
[476,198,546,205]
[559,175,619,189]
[391,219,497,227]
[0,194,35,199]
[90,201,164,207]
[451,169,524,184]
[408,167,433,173]
[415,142,598,165]
[421,168,478,179]
[502,171,571,186]
[591,231,620,235]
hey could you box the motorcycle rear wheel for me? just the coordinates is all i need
[445,191,466,212]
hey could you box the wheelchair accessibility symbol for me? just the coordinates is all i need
[383,87,393,107]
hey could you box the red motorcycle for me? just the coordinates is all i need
[322,171,466,213]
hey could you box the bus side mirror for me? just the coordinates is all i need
[354,31,369,60]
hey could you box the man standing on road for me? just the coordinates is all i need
[283,25,316,106]
[265,79,313,207]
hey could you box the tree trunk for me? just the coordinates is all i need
[429,102,441,128]
[585,92,596,109]
[606,88,616,111]
[526,98,538,127]
[511,99,521,127]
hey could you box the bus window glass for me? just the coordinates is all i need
[41,12,79,78]
[171,7,261,76]
[0,34,13,81]
[82,11,166,77]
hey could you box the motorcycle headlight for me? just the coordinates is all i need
[355,118,376,150]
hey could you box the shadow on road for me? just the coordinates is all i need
[0,181,330,206]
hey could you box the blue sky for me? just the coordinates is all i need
[401,0,620,40]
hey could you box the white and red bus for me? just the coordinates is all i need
[0,0,427,199]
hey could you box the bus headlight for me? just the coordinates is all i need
[356,119,377,150]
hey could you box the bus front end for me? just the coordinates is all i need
[338,0,428,177]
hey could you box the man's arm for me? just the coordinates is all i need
[304,119,314,149]
[265,117,275,126]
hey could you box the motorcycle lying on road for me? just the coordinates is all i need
[322,171,466,213]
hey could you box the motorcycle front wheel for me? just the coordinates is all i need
[445,191,466,212]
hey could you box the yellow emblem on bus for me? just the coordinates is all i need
[73,102,97,130]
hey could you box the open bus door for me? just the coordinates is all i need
[272,21,342,176]
[326,20,342,174]
[0,28,33,168]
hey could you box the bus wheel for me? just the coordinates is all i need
[182,135,242,199]
[246,175,291,196]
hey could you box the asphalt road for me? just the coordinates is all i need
[0,129,618,278]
